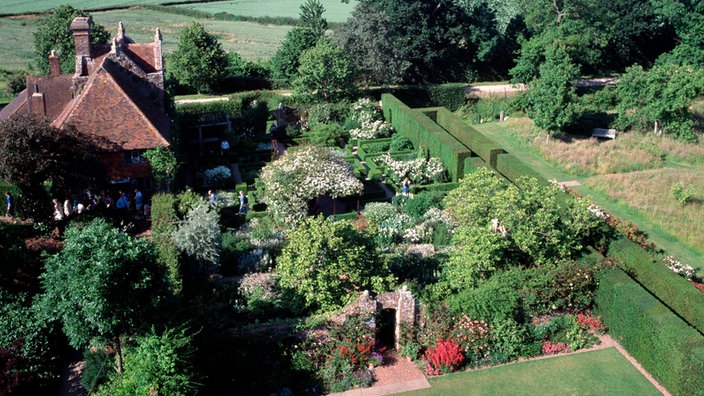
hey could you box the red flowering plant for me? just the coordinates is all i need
[606,216,658,252]
[575,312,606,334]
[424,338,465,375]
[450,314,495,366]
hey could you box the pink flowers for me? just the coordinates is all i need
[542,340,570,355]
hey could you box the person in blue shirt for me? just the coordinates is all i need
[5,191,14,219]
[208,190,217,203]
[238,191,248,214]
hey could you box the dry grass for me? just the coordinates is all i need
[585,168,704,255]
[504,117,704,175]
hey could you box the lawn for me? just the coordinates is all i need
[0,0,195,15]
[405,348,660,396]
[175,0,357,22]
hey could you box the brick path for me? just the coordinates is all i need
[331,351,430,396]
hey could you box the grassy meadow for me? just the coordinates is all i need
[0,0,194,15]
[406,348,660,396]
[175,0,357,22]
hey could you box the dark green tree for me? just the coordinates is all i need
[614,63,704,141]
[33,4,110,75]
[293,38,357,101]
[523,44,579,132]
[39,218,166,373]
[169,22,229,94]
[0,115,106,221]
[335,3,410,86]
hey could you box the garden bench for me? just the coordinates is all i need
[592,128,617,139]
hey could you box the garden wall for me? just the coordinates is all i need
[595,268,704,396]
[608,238,704,334]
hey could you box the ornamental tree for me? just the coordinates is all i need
[39,218,166,373]
[441,168,607,291]
[169,22,229,93]
[293,38,357,102]
[33,4,110,75]
[260,144,363,226]
[276,216,391,311]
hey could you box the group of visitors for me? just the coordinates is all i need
[207,189,249,214]
[51,188,150,222]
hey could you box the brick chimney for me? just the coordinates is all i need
[30,83,46,116]
[70,16,92,76]
[49,50,61,76]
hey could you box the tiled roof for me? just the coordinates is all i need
[54,54,170,151]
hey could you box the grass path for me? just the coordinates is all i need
[473,122,704,271]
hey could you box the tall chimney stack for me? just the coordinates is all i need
[70,17,92,75]
[49,50,61,76]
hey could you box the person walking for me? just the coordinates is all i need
[5,191,14,220]
[238,191,248,214]
[402,177,411,196]
[208,190,217,203]
[134,189,144,218]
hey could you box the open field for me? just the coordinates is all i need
[0,0,194,15]
[405,348,660,396]
[175,0,357,22]
[474,119,704,269]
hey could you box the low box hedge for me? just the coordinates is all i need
[608,238,704,334]
[595,268,704,395]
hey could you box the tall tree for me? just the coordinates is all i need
[33,4,110,75]
[293,38,357,101]
[40,218,166,373]
[299,0,328,37]
[271,0,328,81]
[335,4,410,86]
[523,44,579,132]
[0,115,105,221]
[169,22,229,94]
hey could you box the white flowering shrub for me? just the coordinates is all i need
[378,154,446,184]
[348,98,393,140]
[172,201,221,272]
[362,202,399,225]
[403,223,432,243]
[378,212,416,244]
[203,165,232,189]
[261,144,364,226]
[663,256,696,280]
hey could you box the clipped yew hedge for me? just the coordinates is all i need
[381,94,472,181]
[608,238,704,334]
[495,153,546,185]
[434,107,504,168]
[595,268,704,395]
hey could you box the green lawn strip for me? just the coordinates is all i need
[174,0,357,23]
[405,348,660,396]
[473,122,704,272]
[0,0,193,15]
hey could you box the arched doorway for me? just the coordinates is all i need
[376,308,396,350]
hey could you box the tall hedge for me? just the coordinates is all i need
[151,193,182,295]
[434,107,504,168]
[381,94,472,181]
[595,268,704,395]
[495,153,546,185]
[608,238,704,334]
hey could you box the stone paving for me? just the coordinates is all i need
[331,351,430,396]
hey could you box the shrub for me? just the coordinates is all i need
[390,133,414,151]
[450,314,494,365]
[238,272,284,316]
[203,166,232,189]
[424,339,465,375]
[151,193,181,293]
[670,182,695,205]
[397,190,445,218]
[172,201,221,273]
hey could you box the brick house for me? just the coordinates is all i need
[0,17,171,190]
